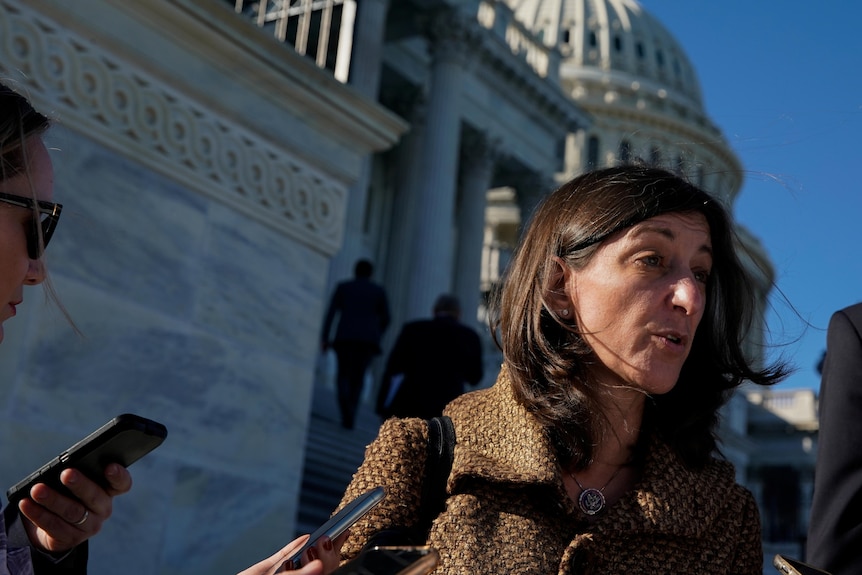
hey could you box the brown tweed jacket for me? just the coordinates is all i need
[337,370,763,574]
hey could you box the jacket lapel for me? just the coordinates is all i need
[444,368,740,541]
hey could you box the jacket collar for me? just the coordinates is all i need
[444,367,740,539]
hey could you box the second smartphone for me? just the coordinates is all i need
[280,486,386,571]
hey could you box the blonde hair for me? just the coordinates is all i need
[1,81,77,330]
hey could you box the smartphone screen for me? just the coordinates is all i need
[6,413,167,504]
[773,554,833,575]
[281,486,386,571]
[331,546,439,575]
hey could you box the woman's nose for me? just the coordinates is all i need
[24,258,46,285]
[671,275,705,316]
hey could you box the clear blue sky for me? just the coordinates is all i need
[643,1,862,391]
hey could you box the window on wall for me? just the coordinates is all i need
[636,42,644,59]
[650,146,661,167]
[589,31,597,47]
[587,135,600,169]
[614,35,622,52]
[556,136,566,172]
[563,29,571,44]
[619,139,631,164]
[761,466,802,543]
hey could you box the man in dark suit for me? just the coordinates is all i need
[376,294,483,420]
[322,259,390,429]
[808,302,862,574]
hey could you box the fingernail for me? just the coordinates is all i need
[322,537,333,551]
[307,548,318,562]
[105,464,118,477]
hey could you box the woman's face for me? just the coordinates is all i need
[566,212,712,396]
[0,136,53,343]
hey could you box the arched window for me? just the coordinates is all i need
[587,135,600,168]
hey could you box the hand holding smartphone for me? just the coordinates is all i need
[6,413,167,505]
[280,486,386,572]
[773,554,833,575]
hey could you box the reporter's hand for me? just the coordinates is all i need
[238,533,343,575]
[18,463,133,553]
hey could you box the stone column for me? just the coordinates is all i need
[383,92,427,338]
[346,0,390,98]
[454,130,500,328]
[326,0,391,290]
[514,171,557,233]
[405,10,478,319]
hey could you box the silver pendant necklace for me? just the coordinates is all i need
[569,466,623,516]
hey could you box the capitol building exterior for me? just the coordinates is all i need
[0,0,816,572]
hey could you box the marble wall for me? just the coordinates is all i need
[0,125,327,573]
[0,0,405,573]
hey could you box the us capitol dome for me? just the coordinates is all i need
[496,0,771,365]
[506,0,743,205]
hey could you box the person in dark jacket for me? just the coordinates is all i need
[321,259,390,429]
[807,302,862,575]
[376,294,483,420]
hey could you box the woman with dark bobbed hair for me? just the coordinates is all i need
[322,165,787,574]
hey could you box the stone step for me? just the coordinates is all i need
[295,384,382,537]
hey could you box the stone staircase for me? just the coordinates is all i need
[294,383,383,537]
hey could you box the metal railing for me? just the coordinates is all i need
[232,0,356,82]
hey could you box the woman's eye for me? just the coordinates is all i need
[694,270,711,284]
[640,254,662,267]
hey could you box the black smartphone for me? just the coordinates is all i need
[331,546,439,575]
[5,413,168,504]
[280,486,386,571]
[773,554,833,575]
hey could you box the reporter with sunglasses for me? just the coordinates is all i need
[0,82,135,574]
[0,82,345,575]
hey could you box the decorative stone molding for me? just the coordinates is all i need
[0,0,345,255]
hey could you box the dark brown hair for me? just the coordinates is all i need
[492,165,787,469]
[1,82,51,180]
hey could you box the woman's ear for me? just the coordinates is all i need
[545,256,573,317]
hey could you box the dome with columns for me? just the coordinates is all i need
[504,0,742,205]
[507,0,705,111]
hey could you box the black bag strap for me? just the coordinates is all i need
[362,415,456,549]
[416,415,455,539]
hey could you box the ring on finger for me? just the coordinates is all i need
[70,509,89,526]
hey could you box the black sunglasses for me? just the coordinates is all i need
[0,192,63,259]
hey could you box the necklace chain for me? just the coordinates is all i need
[569,466,624,516]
